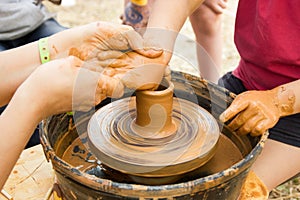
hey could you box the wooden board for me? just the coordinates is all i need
[2,145,55,200]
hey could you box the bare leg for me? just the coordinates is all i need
[189,2,224,83]
[252,139,300,191]
[239,139,300,199]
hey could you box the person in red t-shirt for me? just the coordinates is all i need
[110,0,300,198]
[217,1,300,198]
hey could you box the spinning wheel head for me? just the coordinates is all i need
[87,81,220,180]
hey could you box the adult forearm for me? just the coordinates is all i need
[0,92,42,189]
[0,42,41,106]
[0,28,77,106]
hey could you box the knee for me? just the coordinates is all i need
[190,5,222,36]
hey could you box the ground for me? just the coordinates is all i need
[43,1,300,199]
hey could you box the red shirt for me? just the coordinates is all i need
[233,0,300,90]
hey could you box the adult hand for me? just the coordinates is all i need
[89,27,175,91]
[95,49,171,90]
[50,22,162,63]
[16,56,123,119]
[219,87,295,136]
[204,0,228,14]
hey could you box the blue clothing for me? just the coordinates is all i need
[0,19,66,50]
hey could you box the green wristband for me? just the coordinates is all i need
[38,37,50,64]
[67,111,74,116]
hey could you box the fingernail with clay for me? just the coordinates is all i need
[108,78,124,98]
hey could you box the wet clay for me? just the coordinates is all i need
[276,86,295,116]
[134,82,176,138]
[87,81,220,179]
[62,132,242,185]
[238,170,269,199]
[219,85,296,136]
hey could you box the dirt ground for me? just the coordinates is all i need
[43,1,300,199]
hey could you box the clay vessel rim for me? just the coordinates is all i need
[138,82,174,96]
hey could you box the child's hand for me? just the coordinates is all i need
[219,87,295,136]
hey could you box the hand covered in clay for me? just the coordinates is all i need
[90,27,174,90]
[50,21,161,63]
[219,87,295,136]
[16,56,123,119]
[204,0,228,14]
[94,49,171,90]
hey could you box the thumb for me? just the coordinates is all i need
[123,29,163,58]
[67,56,84,67]
[95,75,124,105]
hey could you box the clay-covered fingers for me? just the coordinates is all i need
[227,108,258,133]
[81,50,130,76]
[219,98,249,123]
[113,52,167,90]
[102,66,134,78]
[233,108,275,136]
[96,48,167,90]
[94,22,133,51]
[97,50,126,61]
[68,22,161,63]
[80,57,129,77]
[164,66,172,82]
[81,58,105,72]
[220,90,281,136]
[120,63,165,90]
[97,50,129,68]
[122,30,163,58]
[67,56,84,68]
[95,74,124,105]
[232,113,266,136]
[72,67,124,112]
[219,99,270,136]
[249,120,270,137]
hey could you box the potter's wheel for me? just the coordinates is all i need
[87,82,220,180]
[42,71,265,198]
